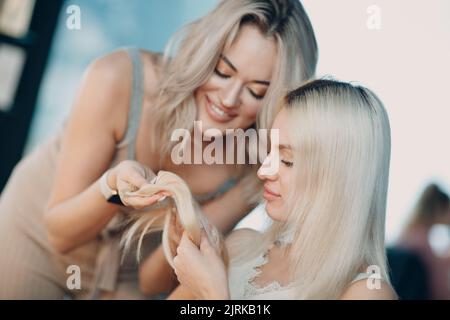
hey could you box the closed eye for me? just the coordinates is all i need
[248,88,265,100]
[214,68,231,79]
[281,159,293,167]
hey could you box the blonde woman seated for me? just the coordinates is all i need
[170,79,398,299]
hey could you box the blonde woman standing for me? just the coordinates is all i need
[0,0,318,299]
[172,79,398,299]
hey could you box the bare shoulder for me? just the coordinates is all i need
[87,49,162,141]
[88,49,131,80]
[225,228,260,257]
[340,279,397,300]
[86,48,162,101]
[81,50,133,140]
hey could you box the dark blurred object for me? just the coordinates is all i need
[387,247,430,300]
[395,183,450,299]
[0,0,63,192]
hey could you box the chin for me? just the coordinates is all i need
[265,202,286,222]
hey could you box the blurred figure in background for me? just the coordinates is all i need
[396,183,450,299]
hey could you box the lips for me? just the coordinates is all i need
[263,184,281,201]
[205,95,238,123]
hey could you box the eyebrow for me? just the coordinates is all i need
[220,54,271,86]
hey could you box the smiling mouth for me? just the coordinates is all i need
[205,95,238,123]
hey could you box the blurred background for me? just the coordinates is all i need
[0,0,449,299]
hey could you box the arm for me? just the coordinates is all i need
[44,51,148,253]
[139,246,178,295]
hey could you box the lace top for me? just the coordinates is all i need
[228,243,372,300]
[228,243,296,300]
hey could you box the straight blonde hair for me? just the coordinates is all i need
[234,79,393,299]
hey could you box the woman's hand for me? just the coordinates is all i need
[109,160,168,210]
[167,211,184,246]
[173,231,229,300]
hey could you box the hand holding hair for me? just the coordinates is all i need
[108,160,167,209]
[172,231,230,300]
[120,170,228,269]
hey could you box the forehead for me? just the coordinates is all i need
[222,24,277,81]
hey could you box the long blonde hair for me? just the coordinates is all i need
[147,0,318,159]
[235,79,392,299]
[121,171,228,267]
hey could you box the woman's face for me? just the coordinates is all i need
[257,109,296,222]
[195,24,277,134]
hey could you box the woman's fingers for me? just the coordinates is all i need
[177,232,199,255]
[174,232,200,282]
[112,160,171,209]
[117,179,162,209]
[123,170,149,190]
[125,194,162,209]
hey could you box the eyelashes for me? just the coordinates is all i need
[213,69,266,100]
[248,89,264,100]
[214,68,230,79]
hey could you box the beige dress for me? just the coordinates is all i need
[0,48,161,299]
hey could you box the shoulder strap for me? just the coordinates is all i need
[123,47,144,160]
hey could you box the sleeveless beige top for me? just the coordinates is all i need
[0,47,239,299]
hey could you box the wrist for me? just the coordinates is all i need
[106,168,117,190]
[98,169,118,201]
[205,283,230,300]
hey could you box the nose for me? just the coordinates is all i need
[219,80,243,108]
[257,153,278,181]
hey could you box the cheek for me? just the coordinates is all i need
[194,77,219,99]
[239,99,262,123]
[278,168,293,197]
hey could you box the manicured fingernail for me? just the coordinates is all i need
[157,195,167,202]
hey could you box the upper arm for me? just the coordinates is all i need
[340,279,397,300]
[45,50,132,212]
